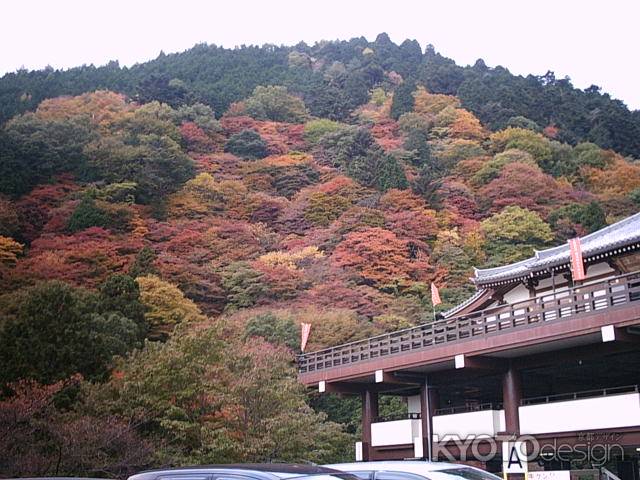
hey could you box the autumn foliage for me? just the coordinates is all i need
[0,72,638,473]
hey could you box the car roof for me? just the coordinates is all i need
[130,464,347,480]
[325,462,468,474]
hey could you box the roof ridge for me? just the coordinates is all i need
[471,211,640,285]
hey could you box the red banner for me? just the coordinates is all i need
[300,322,311,352]
[568,237,586,281]
[431,282,442,306]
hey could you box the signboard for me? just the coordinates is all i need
[503,441,528,474]
[529,472,570,480]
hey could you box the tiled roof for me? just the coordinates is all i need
[442,288,489,318]
[473,211,640,286]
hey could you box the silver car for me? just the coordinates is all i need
[325,461,501,480]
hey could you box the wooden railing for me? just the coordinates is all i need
[521,384,639,406]
[374,412,421,422]
[434,402,502,416]
[297,271,640,375]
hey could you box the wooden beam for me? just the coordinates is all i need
[454,354,507,372]
[513,340,640,370]
[320,381,367,394]
[613,326,640,344]
[375,370,424,385]
[318,380,409,395]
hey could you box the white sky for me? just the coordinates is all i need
[1,0,638,110]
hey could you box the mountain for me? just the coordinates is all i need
[1,33,639,157]
[0,34,639,476]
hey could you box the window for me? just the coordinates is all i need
[432,468,501,480]
[374,472,429,480]
[348,472,374,480]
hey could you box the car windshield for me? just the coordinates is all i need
[431,468,501,480]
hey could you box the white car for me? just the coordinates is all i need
[325,461,501,480]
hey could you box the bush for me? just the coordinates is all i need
[224,129,269,160]
[67,196,109,233]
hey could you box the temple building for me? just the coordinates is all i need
[298,212,640,480]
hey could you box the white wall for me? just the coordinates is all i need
[433,409,505,438]
[371,393,640,448]
[371,419,421,446]
[519,393,640,435]
[585,261,615,280]
[503,283,531,304]
[512,262,615,299]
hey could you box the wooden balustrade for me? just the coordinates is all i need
[297,271,640,374]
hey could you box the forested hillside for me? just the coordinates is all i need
[2,33,640,157]
[1,34,639,477]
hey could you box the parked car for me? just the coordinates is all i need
[324,461,501,480]
[128,464,360,480]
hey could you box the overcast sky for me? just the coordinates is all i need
[2,0,638,110]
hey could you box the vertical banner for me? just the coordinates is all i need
[300,322,311,352]
[431,282,442,306]
[568,237,586,281]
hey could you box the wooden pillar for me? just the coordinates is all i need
[362,389,378,461]
[420,377,439,461]
[502,365,522,435]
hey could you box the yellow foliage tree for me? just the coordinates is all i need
[449,109,487,141]
[412,86,460,116]
[0,236,23,265]
[168,172,224,218]
[136,275,206,340]
[258,246,324,271]
[488,127,552,164]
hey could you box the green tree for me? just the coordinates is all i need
[303,119,343,145]
[471,149,536,185]
[403,129,432,166]
[304,192,351,226]
[390,78,416,120]
[85,134,195,204]
[481,206,554,266]
[87,328,352,464]
[0,114,94,196]
[506,116,541,132]
[221,261,268,309]
[319,126,407,191]
[245,85,309,123]
[129,246,158,278]
[224,129,269,160]
[99,274,147,336]
[0,281,139,384]
[67,196,109,233]
[245,312,299,350]
[548,201,607,240]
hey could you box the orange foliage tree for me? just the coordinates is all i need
[583,158,640,198]
[332,227,430,286]
[480,162,576,216]
[35,90,133,128]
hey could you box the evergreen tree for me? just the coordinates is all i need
[390,78,416,120]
